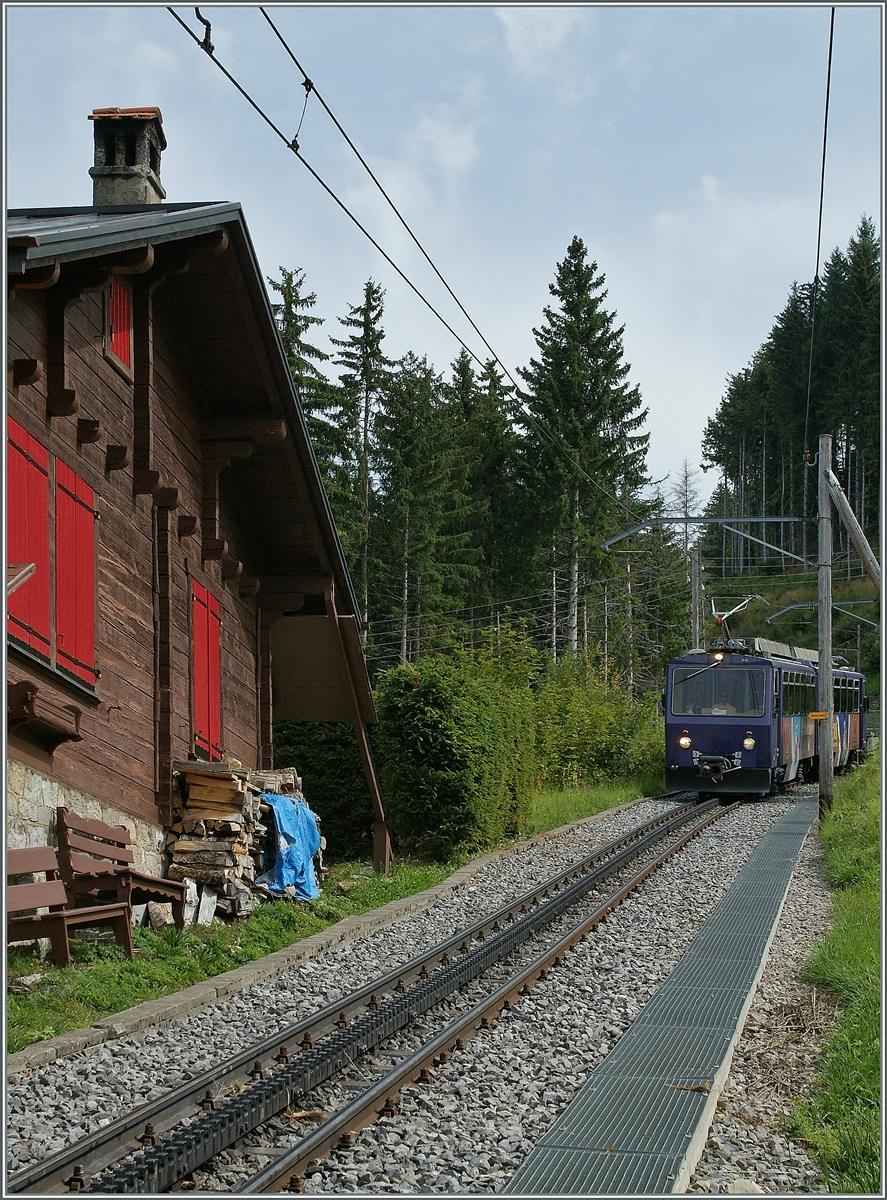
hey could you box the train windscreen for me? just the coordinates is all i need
[671,666,767,717]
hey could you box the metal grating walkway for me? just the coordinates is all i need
[504,799,818,1195]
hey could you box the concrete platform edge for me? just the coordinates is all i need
[6,796,648,1076]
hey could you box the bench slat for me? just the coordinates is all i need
[58,808,132,846]
[6,878,68,914]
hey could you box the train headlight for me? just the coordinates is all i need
[678,734,692,749]
[743,735,755,750]
[712,652,724,662]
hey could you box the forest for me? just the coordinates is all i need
[273,234,689,698]
[271,218,880,694]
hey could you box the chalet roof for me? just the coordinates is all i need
[8,202,235,268]
[7,202,374,725]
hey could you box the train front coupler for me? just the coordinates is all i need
[696,755,740,785]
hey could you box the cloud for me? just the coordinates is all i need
[652,175,813,277]
[494,6,593,97]
[403,106,479,175]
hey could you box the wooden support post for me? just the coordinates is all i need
[818,434,834,816]
[324,589,392,874]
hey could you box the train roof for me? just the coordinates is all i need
[674,637,863,673]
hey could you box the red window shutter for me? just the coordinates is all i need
[7,419,51,658]
[109,278,132,368]
[55,461,97,685]
[192,582,222,761]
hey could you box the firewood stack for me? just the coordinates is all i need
[168,760,304,920]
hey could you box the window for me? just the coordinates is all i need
[7,418,98,687]
[106,278,133,372]
[55,462,97,684]
[672,666,768,717]
[7,421,51,657]
[192,581,222,761]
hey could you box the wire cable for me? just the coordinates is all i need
[167,7,643,523]
[259,8,644,522]
[802,6,836,458]
[167,8,492,369]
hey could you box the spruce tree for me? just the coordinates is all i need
[329,281,394,627]
[444,351,522,615]
[519,236,648,654]
[373,353,478,659]
[267,267,342,475]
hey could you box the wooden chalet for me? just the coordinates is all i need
[6,107,391,873]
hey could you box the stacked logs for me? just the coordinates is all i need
[168,760,302,920]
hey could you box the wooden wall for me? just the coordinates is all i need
[7,278,265,829]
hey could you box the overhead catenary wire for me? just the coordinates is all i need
[167,6,642,523]
[802,6,836,458]
[257,8,643,523]
[167,7,489,372]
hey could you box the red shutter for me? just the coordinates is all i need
[109,278,132,367]
[7,419,51,658]
[55,461,97,684]
[192,582,222,761]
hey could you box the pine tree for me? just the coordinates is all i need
[267,267,342,475]
[444,351,522,614]
[329,281,394,627]
[668,457,702,559]
[519,236,649,654]
[373,353,478,659]
[701,217,880,571]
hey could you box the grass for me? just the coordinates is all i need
[521,772,664,837]
[6,859,454,1054]
[785,747,881,1194]
[8,778,659,1053]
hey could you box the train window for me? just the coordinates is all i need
[672,666,768,717]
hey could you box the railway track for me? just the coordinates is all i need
[9,798,733,1195]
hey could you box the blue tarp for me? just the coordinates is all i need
[255,793,321,900]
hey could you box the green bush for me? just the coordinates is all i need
[374,631,536,858]
[273,721,375,860]
[534,656,663,789]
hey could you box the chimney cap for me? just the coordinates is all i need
[89,107,167,151]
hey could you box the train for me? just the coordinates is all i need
[664,635,868,798]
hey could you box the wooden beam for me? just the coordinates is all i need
[105,445,130,472]
[45,267,111,417]
[323,587,391,873]
[107,245,155,275]
[16,263,60,290]
[201,419,286,445]
[13,358,43,387]
[77,419,102,444]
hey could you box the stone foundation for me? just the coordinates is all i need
[5,758,166,877]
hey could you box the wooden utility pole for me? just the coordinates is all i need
[818,433,834,816]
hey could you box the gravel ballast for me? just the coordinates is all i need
[5,792,831,1194]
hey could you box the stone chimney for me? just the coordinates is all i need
[88,107,167,205]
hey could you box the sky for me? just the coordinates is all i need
[3,3,883,510]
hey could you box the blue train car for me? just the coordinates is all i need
[665,636,866,798]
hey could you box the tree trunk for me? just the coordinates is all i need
[624,555,634,701]
[550,547,558,661]
[568,484,579,655]
[603,579,609,674]
[400,516,409,663]
[360,382,371,646]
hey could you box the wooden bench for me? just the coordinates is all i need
[7,847,133,967]
[57,808,187,929]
